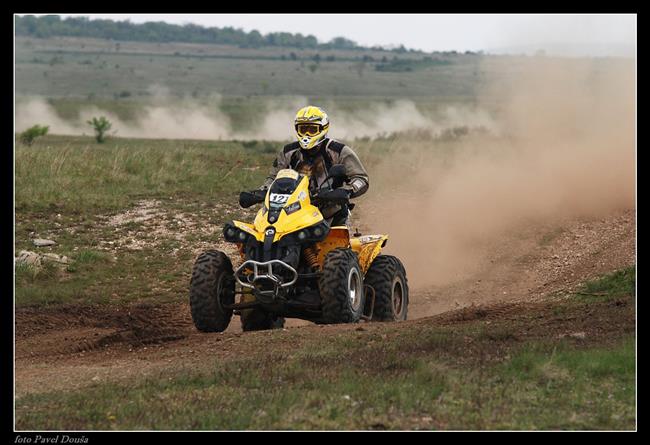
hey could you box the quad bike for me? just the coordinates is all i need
[189,165,408,332]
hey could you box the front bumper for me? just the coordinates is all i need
[234,259,298,300]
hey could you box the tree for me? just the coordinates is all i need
[87,116,112,143]
[19,125,49,146]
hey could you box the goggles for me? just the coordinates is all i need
[296,123,322,137]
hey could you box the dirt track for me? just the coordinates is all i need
[15,208,635,398]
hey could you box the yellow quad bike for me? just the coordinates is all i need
[189,165,408,332]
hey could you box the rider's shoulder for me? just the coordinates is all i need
[283,141,301,154]
[325,138,348,154]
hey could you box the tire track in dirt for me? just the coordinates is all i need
[15,208,635,398]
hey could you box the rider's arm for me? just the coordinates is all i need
[261,149,290,189]
[338,146,369,198]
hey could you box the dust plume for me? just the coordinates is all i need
[361,57,635,294]
[15,86,234,140]
[15,91,494,141]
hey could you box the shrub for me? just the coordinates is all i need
[87,116,113,143]
[19,125,49,146]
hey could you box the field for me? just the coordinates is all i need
[15,36,485,100]
[14,134,636,430]
[14,35,636,431]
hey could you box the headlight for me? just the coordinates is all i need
[281,221,330,245]
[308,222,329,241]
[225,227,237,240]
[223,223,253,244]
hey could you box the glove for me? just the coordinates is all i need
[239,190,266,208]
[315,188,351,202]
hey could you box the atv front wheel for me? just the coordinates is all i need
[320,248,365,323]
[364,255,408,321]
[189,250,235,332]
[241,309,285,332]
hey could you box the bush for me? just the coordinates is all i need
[19,125,49,146]
[87,116,113,143]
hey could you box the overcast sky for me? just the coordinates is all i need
[45,14,636,57]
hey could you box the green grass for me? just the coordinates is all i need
[12,132,445,308]
[15,245,193,307]
[15,134,265,306]
[14,263,636,429]
[15,331,635,430]
[15,135,275,214]
[575,266,636,302]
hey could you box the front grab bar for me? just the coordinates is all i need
[234,260,298,294]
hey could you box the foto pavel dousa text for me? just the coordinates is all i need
[15,436,88,444]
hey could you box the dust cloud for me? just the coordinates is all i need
[15,89,494,141]
[361,57,635,293]
[14,57,635,304]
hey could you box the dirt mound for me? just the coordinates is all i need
[425,294,634,348]
[407,209,635,319]
[15,302,195,359]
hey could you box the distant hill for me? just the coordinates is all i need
[15,15,432,55]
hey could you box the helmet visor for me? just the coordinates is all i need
[296,123,321,137]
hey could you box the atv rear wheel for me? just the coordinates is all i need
[241,309,285,332]
[364,255,409,321]
[320,248,365,323]
[189,250,235,332]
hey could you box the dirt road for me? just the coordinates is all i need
[15,208,635,398]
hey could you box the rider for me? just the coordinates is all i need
[260,106,369,226]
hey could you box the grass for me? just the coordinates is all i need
[14,264,636,429]
[15,35,484,99]
[15,331,635,430]
[15,245,193,307]
[13,130,474,307]
[15,135,275,214]
[574,266,636,302]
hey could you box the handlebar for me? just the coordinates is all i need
[239,185,350,209]
[239,190,266,208]
[311,187,351,204]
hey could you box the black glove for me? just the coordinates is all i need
[315,188,351,202]
[239,190,266,208]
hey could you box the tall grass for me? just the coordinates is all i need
[15,135,276,213]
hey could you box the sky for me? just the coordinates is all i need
[42,14,636,57]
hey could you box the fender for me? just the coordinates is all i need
[232,220,265,242]
[350,234,389,273]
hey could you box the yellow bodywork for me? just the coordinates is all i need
[350,233,389,273]
[313,227,388,273]
[233,170,323,243]
[231,168,387,273]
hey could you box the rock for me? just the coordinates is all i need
[16,250,41,266]
[33,238,56,247]
[42,253,70,264]
[16,250,69,267]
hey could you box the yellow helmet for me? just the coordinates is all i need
[294,106,330,149]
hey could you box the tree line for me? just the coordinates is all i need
[16,15,416,53]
